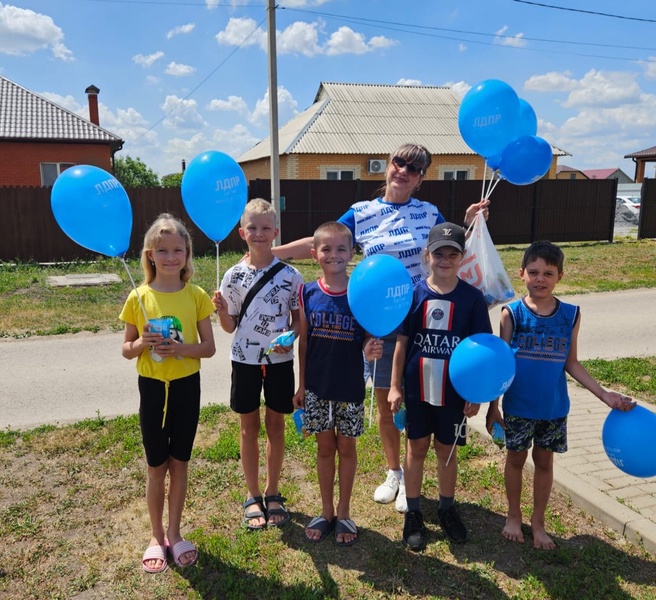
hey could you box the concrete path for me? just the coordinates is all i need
[2,288,656,552]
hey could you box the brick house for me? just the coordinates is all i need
[0,76,123,186]
[238,82,562,182]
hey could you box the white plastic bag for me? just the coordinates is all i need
[457,212,515,308]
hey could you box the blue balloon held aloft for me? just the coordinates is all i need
[458,79,521,159]
[51,165,132,257]
[516,98,538,137]
[499,135,553,186]
[449,333,516,404]
[181,150,248,243]
[347,254,413,338]
[603,405,656,478]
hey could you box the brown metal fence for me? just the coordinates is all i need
[0,178,652,262]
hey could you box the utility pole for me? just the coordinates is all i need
[267,0,281,245]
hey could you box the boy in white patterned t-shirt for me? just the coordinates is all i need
[213,199,303,531]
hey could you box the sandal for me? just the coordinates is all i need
[264,494,290,527]
[169,539,198,568]
[142,543,168,574]
[305,516,335,543]
[335,518,358,546]
[242,496,267,531]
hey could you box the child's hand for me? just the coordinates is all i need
[485,404,504,434]
[388,387,403,413]
[364,337,383,361]
[268,331,295,354]
[213,290,228,315]
[604,391,636,412]
[292,388,305,409]
[142,323,163,350]
[464,402,480,418]
[151,337,180,359]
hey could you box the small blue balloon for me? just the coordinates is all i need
[516,98,538,137]
[603,405,656,478]
[499,135,553,186]
[347,254,413,338]
[181,150,248,242]
[458,79,521,158]
[51,165,132,257]
[449,333,516,404]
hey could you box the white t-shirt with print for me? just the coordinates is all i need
[220,258,303,365]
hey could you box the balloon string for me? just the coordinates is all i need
[486,173,501,200]
[120,257,149,323]
[368,357,378,428]
[215,241,220,294]
[480,159,488,203]
[445,414,467,466]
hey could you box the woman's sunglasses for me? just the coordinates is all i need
[391,156,425,176]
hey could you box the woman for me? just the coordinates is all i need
[273,144,488,512]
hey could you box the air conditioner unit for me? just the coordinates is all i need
[368,159,386,174]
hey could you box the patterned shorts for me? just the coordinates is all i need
[304,390,365,438]
[504,414,568,453]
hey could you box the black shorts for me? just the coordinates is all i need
[406,396,468,446]
[230,360,294,415]
[138,372,201,467]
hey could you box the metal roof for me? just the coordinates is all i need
[239,82,567,162]
[0,75,123,148]
[625,146,656,159]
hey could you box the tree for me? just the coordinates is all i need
[114,156,159,188]
[161,172,183,187]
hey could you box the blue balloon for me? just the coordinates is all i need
[603,405,656,478]
[458,79,520,158]
[51,165,132,257]
[487,153,502,171]
[449,333,516,403]
[499,135,553,185]
[181,150,248,242]
[516,98,538,137]
[347,254,413,338]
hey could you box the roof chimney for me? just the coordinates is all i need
[85,84,100,126]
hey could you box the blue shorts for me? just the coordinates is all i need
[504,414,568,453]
[303,390,364,438]
[367,331,397,389]
[405,396,467,446]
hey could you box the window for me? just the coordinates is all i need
[444,170,469,181]
[40,162,75,187]
[326,170,354,180]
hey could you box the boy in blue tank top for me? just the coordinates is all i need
[486,240,635,550]
[294,221,382,546]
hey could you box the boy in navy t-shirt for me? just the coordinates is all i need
[294,221,382,546]
[389,222,492,551]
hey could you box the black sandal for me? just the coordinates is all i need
[264,494,290,527]
[242,496,266,531]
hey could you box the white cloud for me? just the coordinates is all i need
[208,95,249,115]
[369,35,396,50]
[216,17,267,50]
[563,70,641,108]
[278,21,321,57]
[0,4,73,60]
[639,56,656,80]
[326,27,369,56]
[444,80,471,98]
[165,62,196,76]
[166,23,195,40]
[161,95,208,129]
[524,71,578,93]
[133,51,164,68]
[205,0,220,8]
[458,43,467,52]
[494,26,526,48]
[396,79,423,87]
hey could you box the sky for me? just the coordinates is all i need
[1,0,656,179]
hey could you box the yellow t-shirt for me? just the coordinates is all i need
[119,283,215,382]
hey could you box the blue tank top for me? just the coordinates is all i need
[502,298,579,420]
[301,280,367,403]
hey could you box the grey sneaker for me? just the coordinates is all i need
[402,510,427,552]
[373,470,400,504]
[438,505,468,544]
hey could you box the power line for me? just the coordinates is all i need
[510,0,656,23]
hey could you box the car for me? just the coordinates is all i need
[616,196,641,214]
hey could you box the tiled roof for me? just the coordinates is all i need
[625,146,656,159]
[583,168,619,179]
[0,75,123,148]
[239,82,567,162]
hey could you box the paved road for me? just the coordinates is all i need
[1,288,655,431]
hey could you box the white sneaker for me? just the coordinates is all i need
[395,478,407,512]
[373,470,400,504]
